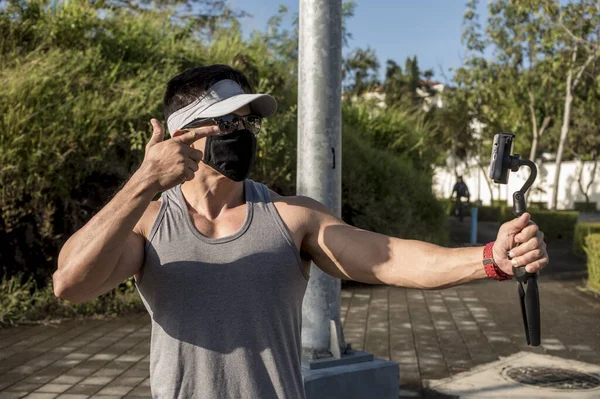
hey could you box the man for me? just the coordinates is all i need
[451,175,470,220]
[54,65,549,399]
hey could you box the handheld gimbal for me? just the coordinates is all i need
[488,132,540,347]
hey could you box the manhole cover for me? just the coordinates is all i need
[504,367,600,390]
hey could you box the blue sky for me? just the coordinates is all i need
[232,0,489,83]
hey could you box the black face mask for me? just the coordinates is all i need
[202,129,257,182]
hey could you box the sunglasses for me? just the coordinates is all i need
[182,114,262,135]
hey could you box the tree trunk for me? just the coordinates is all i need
[529,115,551,162]
[478,162,494,204]
[588,153,599,203]
[551,49,595,210]
[551,49,577,211]
[578,150,599,203]
[577,158,589,203]
[551,75,573,211]
[528,91,539,161]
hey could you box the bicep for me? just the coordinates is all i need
[301,197,448,286]
[92,230,145,297]
[301,198,393,284]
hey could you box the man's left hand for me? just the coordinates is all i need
[493,213,549,276]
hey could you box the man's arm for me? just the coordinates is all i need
[298,197,548,290]
[54,119,214,303]
[54,172,156,303]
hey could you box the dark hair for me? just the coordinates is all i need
[163,64,253,120]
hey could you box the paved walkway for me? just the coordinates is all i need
[0,314,151,398]
[1,217,598,398]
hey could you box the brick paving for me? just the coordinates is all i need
[0,314,152,398]
[1,217,599,398]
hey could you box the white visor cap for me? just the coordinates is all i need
[166,79,278,136]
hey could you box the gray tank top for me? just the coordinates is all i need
[136,179,309,398]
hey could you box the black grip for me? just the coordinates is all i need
[517,282,530,345]
[525,277,541,346]
[513,266,537,283]
[513,191,527,216]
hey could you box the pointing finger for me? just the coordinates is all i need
[173,125,220,145]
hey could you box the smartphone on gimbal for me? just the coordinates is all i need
[488,132,515,184]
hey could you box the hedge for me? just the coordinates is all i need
[491,199,508,207]
[529,201,548,210]
[521,210,579,241]
[477,206,502,222]
[343,125,448,245]
[574,223,600,255]
[584,234,600,293]
[574,202,598,212]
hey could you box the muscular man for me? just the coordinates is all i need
[54,65,549,398]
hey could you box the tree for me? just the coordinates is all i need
[542,0,600,210]
[568,73,600,204]
[342,47,380,95]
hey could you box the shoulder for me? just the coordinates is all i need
[268,190,340,228]
[133,198,163,239]
[269,190,331,213]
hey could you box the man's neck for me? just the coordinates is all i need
[181,174,245,220]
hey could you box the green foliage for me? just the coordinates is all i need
[477,206,502,222]
[529,201,548,210]
[524,210,579,241]
[438,198,454,216]
[342,125,447,245]
[343,47,380,95]
[574,202,598,212]
[574,222,600,255]
[584,234,600,293]
[342,101,440,170]
[0,275,143,326]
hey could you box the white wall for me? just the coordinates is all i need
[433,160,600,210]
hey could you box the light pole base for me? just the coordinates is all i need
[301,352,399,399]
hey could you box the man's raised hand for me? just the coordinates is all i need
[139,119,219,192]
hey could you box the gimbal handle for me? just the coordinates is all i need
[510,156,540,347]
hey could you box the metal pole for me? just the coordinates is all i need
[297,0,345,360]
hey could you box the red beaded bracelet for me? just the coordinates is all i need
[483,241,512,281]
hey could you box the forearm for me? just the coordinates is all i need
[54,168,156,293]
[384,240,486,290]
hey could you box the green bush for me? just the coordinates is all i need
[524,210,579,242]
[0,275,143,327]
[342,124,447,245]
[437,198,455,216]
[477,206,502,222]
[584,234,600,293]
[574,202,598,212]
[492,199,508,207]
[529,201,548,210]
[574,223,600,255]
[493,208,578,240]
